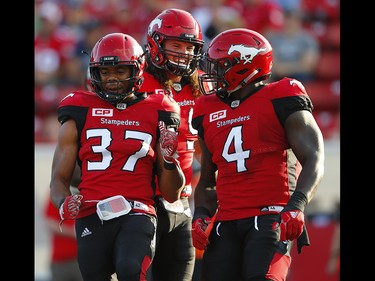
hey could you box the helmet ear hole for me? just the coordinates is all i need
[154,34,160,42]
[136,77,144,86]
[157,53,165,64]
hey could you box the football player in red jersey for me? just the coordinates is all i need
[49,32,185,281]
[139,8,205,281]
[191,28,325,281]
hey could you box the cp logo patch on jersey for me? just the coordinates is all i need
[210,110,226,122]
[92,108,113,117]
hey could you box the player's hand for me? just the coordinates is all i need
[272,210,305,241]
[158,120,178,163]
[192,217,212,250]
[59,194,83,220]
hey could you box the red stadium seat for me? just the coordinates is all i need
[35,85,61,116]
[315,51,340,80]
[287,219,340,281]
[304,80,340,110]
[313,109,340,140]
[306,20,340,50]
[324,20,340,50]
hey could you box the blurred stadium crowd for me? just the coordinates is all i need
[35,0,340,143]
[35,1,340,280]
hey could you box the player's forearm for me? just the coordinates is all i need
[294,157,324,203]
[158,165,185,202]
[194,182,218,217]
[50,179,72,209]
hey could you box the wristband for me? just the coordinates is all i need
[285,191,308,212]
[193,206,212,220]
[164,160,177,170]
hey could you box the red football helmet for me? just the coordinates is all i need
[89,33,145,105]
[199,28,273,99]
[146,8,204,76]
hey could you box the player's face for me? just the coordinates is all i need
[163,39,195,69]
[99,66,131,93]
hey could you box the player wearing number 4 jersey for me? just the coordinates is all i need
[191,28,325,281]
[50,33,185,281]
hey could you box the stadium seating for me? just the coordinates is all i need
[304,80,340,110]
[306,19,340,50]
[304,79,340,139]
[288,218,340,281]
[315,51,340,81]
[313,110,340,140]
[301,0,340,22]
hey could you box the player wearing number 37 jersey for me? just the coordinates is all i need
[56,88,181,218]
[191,28,325,281]
[49,33,185,281]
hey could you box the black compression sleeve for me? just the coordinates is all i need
[193,206,212,220]
[285,191,308,212]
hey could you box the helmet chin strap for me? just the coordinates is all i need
[99,80,136,105]
[227,69,259,94]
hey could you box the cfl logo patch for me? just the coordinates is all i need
[154,89,166,95]
[92,108,113,116]
[210,110,226,122]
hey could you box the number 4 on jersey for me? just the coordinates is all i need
[222,126,250,173]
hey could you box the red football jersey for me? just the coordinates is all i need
[57,90,180,218]
[192,78,312,221]
[140,71,202,197]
